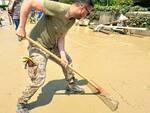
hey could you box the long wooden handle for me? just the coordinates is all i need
[26,36,100,92]
[26,36,119,111]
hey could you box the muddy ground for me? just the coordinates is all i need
[0,12,150,113]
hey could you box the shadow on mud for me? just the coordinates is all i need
[28,78,96,110]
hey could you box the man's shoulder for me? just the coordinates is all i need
[43,0,71,10]
[42,1,71,18]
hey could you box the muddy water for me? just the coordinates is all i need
[0,19,150,113]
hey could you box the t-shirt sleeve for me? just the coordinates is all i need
[42,0,67,16]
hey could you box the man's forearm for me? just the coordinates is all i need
[58,36,65,53]
[19,0,32,28]
[58,35,69,67]
[19,0,43,29]
[58,35,66,59]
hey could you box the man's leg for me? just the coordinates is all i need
[49,49,84,94]
[61,54,84,93]
[17,47,48,113]
[16,19,20,30]
[14,19,20,30]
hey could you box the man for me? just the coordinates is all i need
[7,0,13,25]
[13,0,21,30]
[37,10,43,21]
[8,0,21,30]
[16,0,93,113]
[29,8,36,24]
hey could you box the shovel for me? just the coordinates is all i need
[25,36,119,111]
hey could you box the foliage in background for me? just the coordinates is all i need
[87,9,100,21]
[115,0,133,6]
[59,0,74,4]
[94,0,116,6]
[129,5,148,11]
[94,0,133,6]
[94,4,131,14]
[58,0,150,28]
[93,4,149,13]
[0,5,7,10]
[89,0,150,28]
[94,5,120,12]
[128,16,150,28]
[93,0,133,15]
[88,4,131,21]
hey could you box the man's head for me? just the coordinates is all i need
[68,0,93,19]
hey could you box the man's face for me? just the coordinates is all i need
[70,3,91,19]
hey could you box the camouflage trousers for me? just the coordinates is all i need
[18,46,75,104]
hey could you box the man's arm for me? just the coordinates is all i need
[16,0,44,38]
[58,34,68,68]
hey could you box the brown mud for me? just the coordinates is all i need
[0,12,150,113]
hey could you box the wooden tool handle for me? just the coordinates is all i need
[26,36,99,90]
[26,36,119,111]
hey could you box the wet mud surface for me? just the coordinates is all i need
[0,11,150,113]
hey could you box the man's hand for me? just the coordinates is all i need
[60,51,68,68]
[16,27,26,40]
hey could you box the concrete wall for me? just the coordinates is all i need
[98,11,150,36]
[99,11,116,24]
[126,12,150,36]
[126,12,150,17]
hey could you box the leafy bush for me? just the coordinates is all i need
[87,9,100,21]
[0,5,7,10]
[94,0,133,6]
[94,4,131,14]
[116,0,133,6]
[89,0,150,28]
[129,6,148,12]
[94,5,119,12]
[88,5,130,21]
[119,5,131,14]
[128,16,150,28]
[59,0,73,4]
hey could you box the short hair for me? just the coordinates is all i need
[75,0,94,7]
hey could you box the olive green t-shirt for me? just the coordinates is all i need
[29,0,75,49]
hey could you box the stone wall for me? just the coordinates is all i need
[97,11,150,36]
[99,11,116,24]
[129,29,149,36]
[125,12,150,36]
[125,12,150,17]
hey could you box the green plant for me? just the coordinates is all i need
[0,5,8,10]
[94,4,130,14]
[116,0,133,6]
[88,9,100,21]
[94,5,118,12]
[59,0,73,4]
[128,16,150,28]
[129,6,148,12]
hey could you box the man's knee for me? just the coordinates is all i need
[33,76,45,87]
